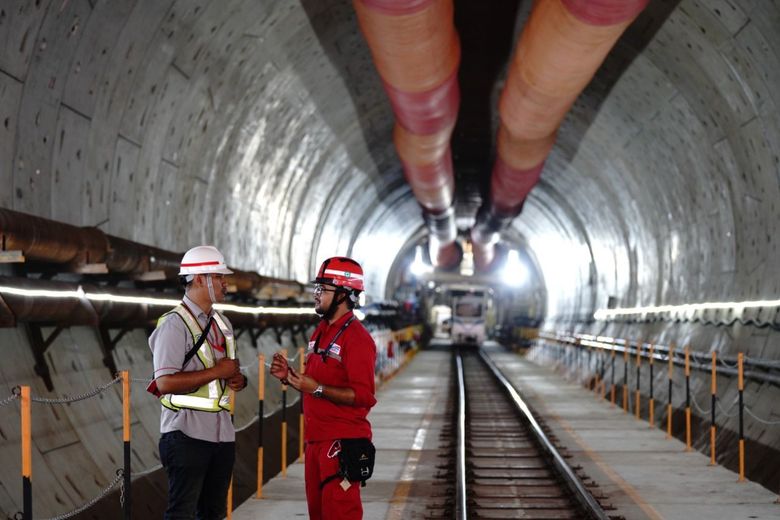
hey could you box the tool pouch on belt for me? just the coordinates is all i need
[320,438,376,489]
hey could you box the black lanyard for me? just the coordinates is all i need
[313,316,355,363]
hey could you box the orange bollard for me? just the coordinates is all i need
[667,344,674,438]
[622,341,629,412]
[299,347,305,461]
[648,345,655,428]
[226,390,236,519]
[610,348,616,406]
[685,346,691,451]
[122,371,132,520]
[635,342,642,420]
[710,351,717,466]
[21,386,32,520]
[738,353,745,482]
[257,353,265,499]
[281,349,288,478]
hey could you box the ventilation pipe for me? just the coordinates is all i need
[0,209,304,299]
[471,0,649,270]
[353,0,462,269]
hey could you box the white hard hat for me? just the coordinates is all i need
[179,245,234,276]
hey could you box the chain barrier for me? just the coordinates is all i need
[717,357,739,369]
[689,390,712,415]
[744,405,780,426]
[29,376,121,405]
[131,377,151,384]
[38,469,124,520]
[716,395,740,418]
[0,389,20,408]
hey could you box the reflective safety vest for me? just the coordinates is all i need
[159,304,236,413]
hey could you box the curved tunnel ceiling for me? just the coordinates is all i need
[1,0,778,318]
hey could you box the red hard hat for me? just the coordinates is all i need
[312,257,364,292]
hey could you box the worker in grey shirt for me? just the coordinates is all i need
[148,245,247,520]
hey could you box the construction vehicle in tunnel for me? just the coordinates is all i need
[450,289,487,345]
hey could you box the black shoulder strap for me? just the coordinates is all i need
[182,316,214,369]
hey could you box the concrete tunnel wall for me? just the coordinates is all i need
[0,0,779,514]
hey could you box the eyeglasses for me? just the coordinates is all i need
[313,284,337,296]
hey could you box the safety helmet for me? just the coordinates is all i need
[178,246,234,276]
[312,257,364,292]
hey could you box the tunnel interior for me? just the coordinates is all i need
[0,0,779,517]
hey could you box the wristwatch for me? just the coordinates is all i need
[313,384,324,398]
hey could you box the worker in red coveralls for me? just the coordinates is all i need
[270,257,377,520]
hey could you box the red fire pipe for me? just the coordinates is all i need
[471,0,649,270]
[354,0,462,269]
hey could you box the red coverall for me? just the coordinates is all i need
[303,311,377,520]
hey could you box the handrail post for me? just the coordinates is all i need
[227,390,236,519]
[648,345,654,428]
[257,353,265,499]
[685,346,691,451]
[281,348,288,478]
[667,344,674,438]
[610,348,616,406]
[21,385,31,520]
[710,351,717,466]
[635,341,642,420]
[122,371,131,520]
[738,352,745,482]
[622,340,629,412]
[299,346,305,461]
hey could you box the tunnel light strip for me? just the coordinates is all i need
[0,285,315,315]
[594,299,780,320]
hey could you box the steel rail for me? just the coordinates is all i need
[454,352,468,520]
[478,349,611,520]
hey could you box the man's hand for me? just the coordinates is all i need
[213,358,240,379]
[270,352,290,382]
[227,373,247,391]
[286,370,317,394]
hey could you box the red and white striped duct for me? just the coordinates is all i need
[353,0,462,269]
[471,0,650,271]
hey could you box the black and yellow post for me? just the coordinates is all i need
[600,349,606,400]
[610,348,616,406]
[710,351,717,466]
[635,342,642,420]
[298,346,305,460]
[21,385,31,520]
[622,340,629,412]
[227,390,236,519]
[588,345,593,390]
[667,344,674,438]
[685,346,691,451]
[257,353,265,498]
[122,371,131,520]
[648,344,655,427]
[281,348,288,478]
[738,352,745,482]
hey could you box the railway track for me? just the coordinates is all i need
[427,347,613,519]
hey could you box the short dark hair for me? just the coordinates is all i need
[178,275,192,289]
